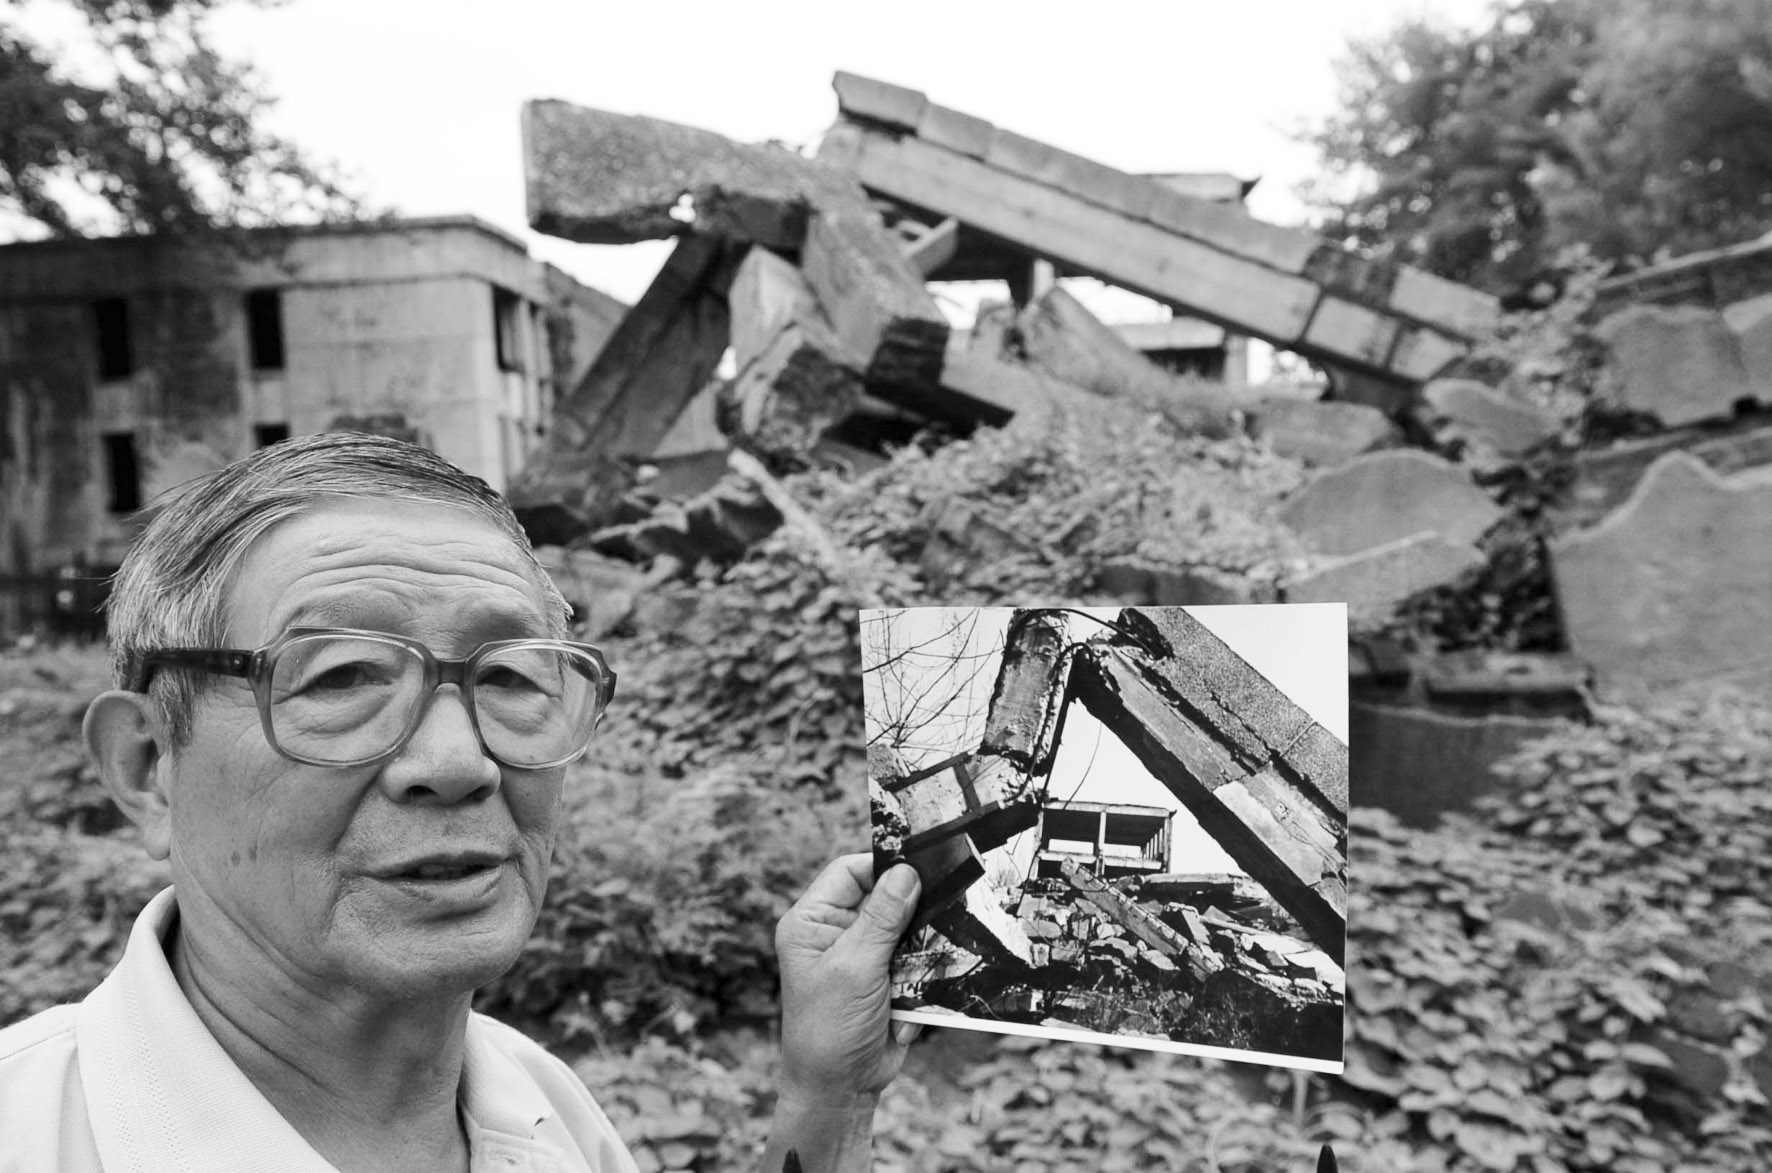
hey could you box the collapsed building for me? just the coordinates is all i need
[869,606,1346,1063]
[512,71,1772,832]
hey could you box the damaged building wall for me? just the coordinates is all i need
[0,216,623,582]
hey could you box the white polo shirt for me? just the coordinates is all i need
[0,888,639,1172]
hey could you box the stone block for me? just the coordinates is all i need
[1349,702,1568,828]
[1418,378,1559,456]
[1285,533,1486,623]
[1558,421,1772,531]
[1593,303,1754,427]
[1550,452,1772,693]
[1248,396,1399,466]
[1279,449,1503,557]
[1722,291,1772,398]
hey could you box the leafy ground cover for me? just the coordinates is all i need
[3,396,1768,1170]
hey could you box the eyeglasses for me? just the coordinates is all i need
[132,627,616,770]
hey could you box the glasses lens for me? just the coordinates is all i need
[268,634,425,765]
[472,645,606,767]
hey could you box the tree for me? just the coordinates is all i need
[1308,0,1772,294]
[860,608,1007,765]
[0,0,360,240]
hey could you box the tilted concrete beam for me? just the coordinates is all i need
[1069,614,1347,964]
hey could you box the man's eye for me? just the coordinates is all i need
[480,665,543,692]
[305,662,385,691]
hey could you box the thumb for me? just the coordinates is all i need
[847,863,920,957]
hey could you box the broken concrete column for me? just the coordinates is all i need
[509,234,738,544]
[979,609,1070,769]
[726,246,864,457]
[1279,449,1503,557]
[800,208,950,393]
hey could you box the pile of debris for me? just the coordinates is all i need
[506,71,1495,562]
[509,70,1772,834]
[896,861,1343,1061]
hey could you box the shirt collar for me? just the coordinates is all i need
[460,1012,558,1141]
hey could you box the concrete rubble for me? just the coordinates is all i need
[1591,303,1756,427]
[508,69,1772,831]
[1550,452,1772,694]
[508,71,1499,551]
[1278,449,1504,558]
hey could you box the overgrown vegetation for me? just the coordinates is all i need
[4,393,1768,1170]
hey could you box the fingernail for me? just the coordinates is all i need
[882,864,919,899]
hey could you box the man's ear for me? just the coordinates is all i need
[84,691,174,861]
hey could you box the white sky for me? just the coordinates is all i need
[162,0,1496,305]
[864,605,1347,877]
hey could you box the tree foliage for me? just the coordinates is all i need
[0,0,359,239]
[1309,0,1772,292]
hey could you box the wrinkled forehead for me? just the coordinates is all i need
[221,497,554,646]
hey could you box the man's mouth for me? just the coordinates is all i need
[405,861,494,881]
[380,851,507,882]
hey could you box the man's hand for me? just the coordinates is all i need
[775,854,921,1097]
[761,854,920,1172]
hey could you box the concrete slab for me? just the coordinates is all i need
[1279,449,1503,557]
[1550,451,1772,693]
[1593,303,1754,427]
[1248,397,1398,466]
[1285,532,1486,623]
[1418,377,1559,456]
[1558,422,1772,531]
[1722,291,1772,398]
[1349,702,1566,828]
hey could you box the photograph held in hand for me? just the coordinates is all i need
[865,604,1348,1073]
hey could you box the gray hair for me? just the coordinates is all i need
[107,431,570,746]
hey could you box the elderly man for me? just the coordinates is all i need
[0,432,920,1172]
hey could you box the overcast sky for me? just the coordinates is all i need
[177,0,1494,303]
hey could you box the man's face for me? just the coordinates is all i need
[162,497,566,1001]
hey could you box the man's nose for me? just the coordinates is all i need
[378,684,501,804]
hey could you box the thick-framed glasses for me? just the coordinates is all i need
[132,627,616,770]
